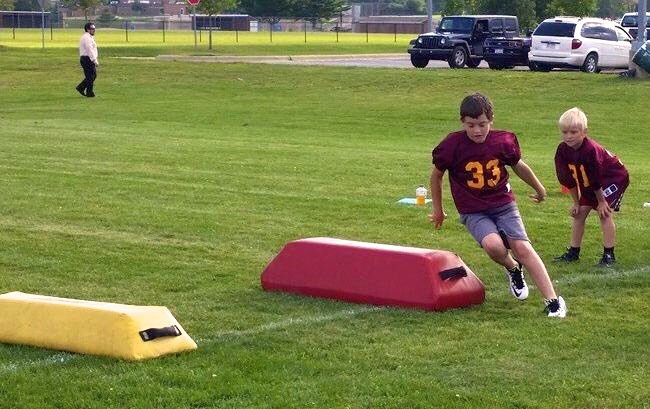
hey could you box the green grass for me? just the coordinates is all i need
[1,41,650,409]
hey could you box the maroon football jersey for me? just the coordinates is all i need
[432,130,521,214]
[555,137,629,203]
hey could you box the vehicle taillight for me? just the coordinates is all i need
[571,39,582,49]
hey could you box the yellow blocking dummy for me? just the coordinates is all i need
[0,291,197,360]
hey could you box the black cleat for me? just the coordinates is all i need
[598,253,615,267]
[75,85,85,96]
[553,249,579,262]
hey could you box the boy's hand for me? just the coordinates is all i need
[428,209,447,229]
[596,201,612,219]
[529,191,546,203]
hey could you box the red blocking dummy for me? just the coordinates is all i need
[261,237,485,311]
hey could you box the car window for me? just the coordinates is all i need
[621,16,637,27]
[438,17,475,34]
[489,19,503,33]
[615,26,631,41]
[533,22,576,37]
[504,19,517,33]
[581,23,617,41]
[621,14,650,27]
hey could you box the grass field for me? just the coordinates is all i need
[1,37,650,408]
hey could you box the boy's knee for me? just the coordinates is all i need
[481,235,508,258]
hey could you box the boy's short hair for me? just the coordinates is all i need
[460,93,494,121]
[84,22,95,32]
[559,107,588,131]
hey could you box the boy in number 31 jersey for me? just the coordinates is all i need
[429,93,567,318]
[553,107,629,266]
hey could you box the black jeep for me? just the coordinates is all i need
[407,15,521,68]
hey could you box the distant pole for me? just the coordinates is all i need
[125,20,129,42]
[12,13,15,39]
[636,0,647,47]
[162,18,165,43]
[41,5,45,49]
[304,20,307,43]
[426,0,433,32]
[193,6,197,48]
[269,20,273,43]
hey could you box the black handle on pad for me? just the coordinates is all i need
[139,325,182,342]
[438,266,467,280]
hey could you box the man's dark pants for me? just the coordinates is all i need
[77,56,97,96]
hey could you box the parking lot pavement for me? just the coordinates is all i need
[156,54,492,69]
[156,54,625,73]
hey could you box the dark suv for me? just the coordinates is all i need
[407,15,521,68]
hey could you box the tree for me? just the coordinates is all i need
[382,0,426,15]
[479,0,537,32]
[197,0,237,49]
[443,0,480,15]
[291,0,349,27]
[60,0,101,20]
[239,0,292,20]
[14,0,39,11]
[596,0,632,18]
[0,0,14,11]
[546,0,597,17]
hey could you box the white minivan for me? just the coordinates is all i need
[528,17,633,73]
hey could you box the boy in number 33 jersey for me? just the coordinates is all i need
[553,107,629,266]
[429,93,566,318]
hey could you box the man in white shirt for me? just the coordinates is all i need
[76,22,99,98]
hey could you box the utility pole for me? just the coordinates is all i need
[426,0,433,33]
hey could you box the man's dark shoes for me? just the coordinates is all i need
[75,85,85,96]
[553,249,579,262]
[598,253,615,267]
[85,92,95,98]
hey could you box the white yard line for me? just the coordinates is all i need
[1,265,648,374]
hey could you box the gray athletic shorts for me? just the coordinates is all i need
[459,202,529,246]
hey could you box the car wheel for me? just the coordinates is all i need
[410,55,429,68]
[466,58,481,68]
[448,46,467,68]
[581,53,600,73]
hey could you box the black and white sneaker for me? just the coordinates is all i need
[545,296,567,318]
[505,262,529,301]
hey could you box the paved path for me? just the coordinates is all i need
[156,53,492,69]
[155,54,625,73]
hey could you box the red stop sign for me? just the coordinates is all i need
[187,0,200,5]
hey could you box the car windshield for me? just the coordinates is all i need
[533,22,576,37]
[437,17,475,34]
[621,15,650,27]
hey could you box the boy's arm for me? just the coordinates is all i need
[428,166,446,229]
[512,160,546,203]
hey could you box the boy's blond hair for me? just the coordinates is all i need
[559,107,588,131]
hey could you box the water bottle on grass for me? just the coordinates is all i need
[416,185,427,206]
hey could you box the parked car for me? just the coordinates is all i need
[528,17,633,73]
[407,15,520,68]
[620,12,650,39]
[483,36,532,69]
